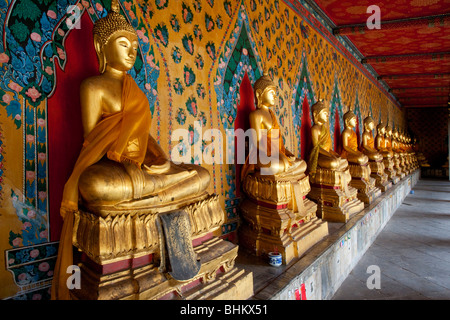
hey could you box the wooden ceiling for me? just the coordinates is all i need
[310,0,450,109]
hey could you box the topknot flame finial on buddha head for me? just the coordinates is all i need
[92,0,138,73]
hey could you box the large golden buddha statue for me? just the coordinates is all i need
[239,71,327,264]
[52,1,252,301]
[375,122,399,184]
[361,116,391,192]
[340,111,380,204]
[307,101,363,222]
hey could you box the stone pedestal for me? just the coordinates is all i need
[308,167,364,223]
[347,163,381,205]
[70,194,253,300]
[239,172,328,265]
[393,154,406,179]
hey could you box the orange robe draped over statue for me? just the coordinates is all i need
[308,124,332,177]
[340,130,359,159]
[241,108,289,180]
[51,74,151,300]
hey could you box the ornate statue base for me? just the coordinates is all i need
[347,163,381,205]
[239,172,328,265]
[368,160,391,192]
[70,194,254,300]
[308,167,364,223]
[393,154,406,179]
[383,157,400,184]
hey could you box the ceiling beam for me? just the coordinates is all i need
[378,73,450,80]
[333,14,450,36]
[390,87,450,93]
[362,52,450,64]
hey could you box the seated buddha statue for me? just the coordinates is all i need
[52,2,213,300]
[361,116,390,191]
[361,116,383,162]
[307,101,364,222]
[375,122,393,158]
[61,7,210,217]
[340,110,369,166]
[308,100,348,175]
[239,72,324,264]
[340,110,380,204]
[241,71,306,179]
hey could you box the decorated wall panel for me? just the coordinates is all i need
[0,0,404,299]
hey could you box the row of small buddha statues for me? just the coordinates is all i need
[238,72,419,265]
[51,1,418,300]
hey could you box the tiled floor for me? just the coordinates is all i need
[332,178,450,300]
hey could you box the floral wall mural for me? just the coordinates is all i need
[0,0,403,299]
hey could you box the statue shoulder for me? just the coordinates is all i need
[80,75,107,94]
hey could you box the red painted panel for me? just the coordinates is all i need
[48,13,99,241]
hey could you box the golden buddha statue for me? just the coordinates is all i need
[340,111,369,166]
[385,125,405,179]
[239,71,327,264]
[375,122,399,184]
[52,1,252,301]
[361,116,391,192]
[307,101,364,222]
[340,110,380,204]
[392,129,408,176]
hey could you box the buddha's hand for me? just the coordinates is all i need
[288,155,297,162]
[123,162,145,199]
[143,159,171,174]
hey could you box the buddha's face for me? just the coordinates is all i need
[348,116,357,128]
[317,108,329,124]
[258,87,277,108]
[380,127,385,135]
[104,31,139,72]
[365,120,374,131]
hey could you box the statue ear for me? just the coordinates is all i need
[255,89,262,107]
[94,35,106,74]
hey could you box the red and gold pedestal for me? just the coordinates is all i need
[69,194,253,300]
[308,167,364,223]
[239,172,328,265]
[347,163,381,205]
[368,160,392,192]
[383,156,400,184]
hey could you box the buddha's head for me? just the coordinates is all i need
[312,99,329,125]
[385,125,392,137]
[93,0,138,73]
[363,116,374,132]
[393,129,399,139]
[253,70,277,109]
[343,110,357,129]
[376,122,385,135]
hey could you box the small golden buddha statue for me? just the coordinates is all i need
[52,1,245,301]
[361,116,383,162]
[307,101,364,222]
[309,100,348,174]
[390,128,406,178]
[340,110,369,166]
[340,111,380,204]
[361,116,391,192]
[375,122,393,158]
[375,122,399,184]
[241,71,307,178]
[239,71,326,264]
